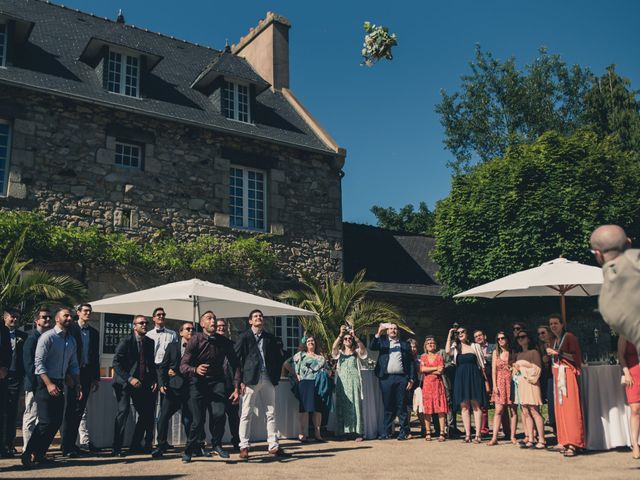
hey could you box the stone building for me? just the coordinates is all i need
[0,1,345,365]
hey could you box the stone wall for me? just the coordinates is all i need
[0,86,343,290]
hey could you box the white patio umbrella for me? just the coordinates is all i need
[90,278,316,323]
[453,258,603,323]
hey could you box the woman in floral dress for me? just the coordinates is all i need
[331,325,368,441]
[487,332,517,445]
[420,336,448,441]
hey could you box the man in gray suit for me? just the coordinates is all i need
[590,224,640,349]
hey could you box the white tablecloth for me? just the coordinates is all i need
[580,365,634,450]
[86,372,385,447]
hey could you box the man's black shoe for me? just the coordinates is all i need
[110,449,126,457]
[62,449,80,458]
[212,445,230,459]
[20,451,34,468]
[151,448,164,458]
[0,449,14,459]
[193,446,211,458]
[182,452,192,463]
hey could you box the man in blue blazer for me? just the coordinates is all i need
[370,323,415,440]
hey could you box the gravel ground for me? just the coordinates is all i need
[1,436,638,480]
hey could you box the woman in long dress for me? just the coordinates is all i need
[487,332,517,446]
[331,325,367,441]
[618,335,640,459]
[513,330,545,449]
[548,314,585,457]
[537,325,557,433]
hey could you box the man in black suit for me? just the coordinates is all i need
[370,323,415,440]
[111,315,157,457]
[235,309,287,460]
[0,309,27,457]
[61,303,100,457]
[152,322,193,457]
[212,318,240,451]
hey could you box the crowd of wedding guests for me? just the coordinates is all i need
[2,304,640,469]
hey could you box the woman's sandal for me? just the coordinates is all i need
[510,437,518,445]
[563,447,577,457]
[486,439,498,446]
[425,434,432,442]
[632,446,640,459]
[534,442,546,450]
[547,445,566,453]
[473,436,482,444]
[298,435,307,443]
[438,435,446,442]
[464,436,471,443]
[520,441,534,449]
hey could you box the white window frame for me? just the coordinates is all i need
[0,119,11,197]
[114,140,143,169]
[222,80,251,123]
[0,22,7,68]
[106,48,140,98]
[274,316,302,358]
[229,165,267,231]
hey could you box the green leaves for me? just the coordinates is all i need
[279,269,411,350]
[361,21,398,67]
[433,130,640,298]
[370,202,435,235]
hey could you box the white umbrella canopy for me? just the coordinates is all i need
[90,278,315,321]
[453,258,604,322]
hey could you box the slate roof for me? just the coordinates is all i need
[0,0,335,154]
[343,222,441,297]
[192,47,270,94]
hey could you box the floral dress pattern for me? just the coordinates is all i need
[334,351,366,435]
[420,354,448,414]
[492,354,512,405]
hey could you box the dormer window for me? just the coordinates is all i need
[107,50,139,97]
[222,81,250,123]
[0,23,7,67]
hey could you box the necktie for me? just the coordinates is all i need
[157,328,165,333]
[139,339,145,382]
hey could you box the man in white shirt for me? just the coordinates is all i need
[144,307,177,451]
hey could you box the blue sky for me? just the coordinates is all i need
[59,0,640,225]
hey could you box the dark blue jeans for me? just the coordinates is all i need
[379,374,409,437]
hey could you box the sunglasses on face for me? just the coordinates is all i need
[155,313,166,317]
[497,336,506,341]
[39,315,52,319]
[216,325,226,329]
[183,327,193,331]
[457,330,466,335]
[517,335,528,340]
[538,331,546,336]
[135,321,148,326]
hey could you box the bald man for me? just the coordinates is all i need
[590,225,640,350]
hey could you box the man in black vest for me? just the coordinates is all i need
[61,303,100,457]
[152,322,194,457]
[111,315,157,457]
[0,309,27,457]
[212,318,240,451]
[235,309,287,460]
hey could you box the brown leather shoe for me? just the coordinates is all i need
[269,446,289,457]
[239,448,249,460]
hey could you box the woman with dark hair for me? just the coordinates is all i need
[445,327,488,443]
[548,314,585,457]
[537,325,557,432]
[420,336,448,442]
[487,332,517,446]
[291,335,327,442]
[513,331,545,449]
[331,325,367,442]
[618,335,640,459]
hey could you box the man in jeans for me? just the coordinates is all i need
[234,309,287,460]
[21,308,52,450]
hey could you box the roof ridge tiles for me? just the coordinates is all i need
[34,0,218,51]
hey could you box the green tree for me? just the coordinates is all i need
[370,202,435,235]
[279,270,412,349]
[437,46,604,173]
[432,130,640,297]
[0,231,87,325]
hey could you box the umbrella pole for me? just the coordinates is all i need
[560,290,567,324]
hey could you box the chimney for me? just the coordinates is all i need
[232,12,291,90]
[116,9,125,24]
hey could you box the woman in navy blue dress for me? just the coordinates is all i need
[445,327,489,443]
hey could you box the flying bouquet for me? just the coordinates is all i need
[361,21,398,67]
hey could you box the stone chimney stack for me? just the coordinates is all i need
[232,12,291,91]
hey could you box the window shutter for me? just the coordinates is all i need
[139,55,148,98]
[5,21,16,66]
[249,84,257,123]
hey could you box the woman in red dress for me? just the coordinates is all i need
[487,331,517,446]
[548,314,585,457]
[420,336,448,442]
[618,336,640,459]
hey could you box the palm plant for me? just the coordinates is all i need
[279,269,413,349]
[0,230,87,325]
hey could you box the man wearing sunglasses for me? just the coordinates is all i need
[22,308,52,449]
[152,322,194,458]
[145,307,177,451]
[590,224,640,350]
[111,315,157,457]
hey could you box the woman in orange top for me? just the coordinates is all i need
[547,314,584,457]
